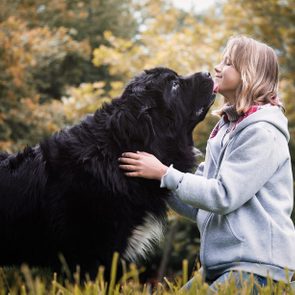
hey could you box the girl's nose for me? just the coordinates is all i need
[214,63,221,74]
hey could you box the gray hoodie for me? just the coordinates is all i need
[161,105,295,282]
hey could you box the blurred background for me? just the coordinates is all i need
[0,0,294,283]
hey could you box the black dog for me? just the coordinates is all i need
[0,67,214,278]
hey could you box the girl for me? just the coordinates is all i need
[118,36,295,291]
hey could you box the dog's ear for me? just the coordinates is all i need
[106,107,156,148]
[122,83,146,100]
[137,106,156,140]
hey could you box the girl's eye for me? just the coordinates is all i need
[224,58,232,66]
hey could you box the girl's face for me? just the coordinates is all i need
[214,55,241,104]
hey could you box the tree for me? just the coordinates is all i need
[0,0,139,150]
[0,17,89,150]
[0,0,138,83]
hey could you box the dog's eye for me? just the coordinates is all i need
[171,81,179,90]
[196,107,205,116]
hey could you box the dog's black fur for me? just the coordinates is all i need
[0,67,214,278]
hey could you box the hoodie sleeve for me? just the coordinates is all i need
[163,163,204,221]
[195,161,205,176]
[166,193,198,222]
[161,124,279,215]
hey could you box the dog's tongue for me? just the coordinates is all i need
[213,82,219,93]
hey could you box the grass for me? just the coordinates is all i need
[0,253,294,294]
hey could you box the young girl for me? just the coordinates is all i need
[118,35,295,291]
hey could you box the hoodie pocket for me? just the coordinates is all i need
[197,210,212,236]
[224,215,245,242]
[201,213,245,266]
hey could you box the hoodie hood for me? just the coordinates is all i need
[229,105,290,142]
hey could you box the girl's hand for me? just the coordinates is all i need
[118,151,168,180]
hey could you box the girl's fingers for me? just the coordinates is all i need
[119,164,138,171]
[121,152,140,159]
[118,157,139,165]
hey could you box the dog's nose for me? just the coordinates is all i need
[203,72,211,78]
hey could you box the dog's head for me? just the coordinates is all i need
[121,67,215,135]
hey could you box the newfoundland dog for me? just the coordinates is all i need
[0,67,215,277]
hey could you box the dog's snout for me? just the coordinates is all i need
[203,72,211,78]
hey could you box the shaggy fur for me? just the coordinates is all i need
[0,67,214,277]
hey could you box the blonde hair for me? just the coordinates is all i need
[217,35,281,115]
